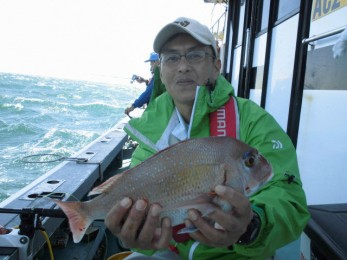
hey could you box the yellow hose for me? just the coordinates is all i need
[40,230,54,260]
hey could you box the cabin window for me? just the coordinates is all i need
[277,0,300,21]
[256,0,271,33]
[237,1,246,45]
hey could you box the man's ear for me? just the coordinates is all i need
[214,59,222,71]
[214,59,221,78]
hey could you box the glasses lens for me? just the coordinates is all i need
[162,54,180,65]
[161,50,212,66]
[186,51,205,63]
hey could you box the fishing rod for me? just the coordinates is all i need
[0,207,66,238]
[99,74,142,83]
[0,207,66,218]
[0,207,67,260]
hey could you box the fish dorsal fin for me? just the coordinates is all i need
[88,173,123,196]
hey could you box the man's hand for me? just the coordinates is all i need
[105,198,172,250]
[124,105,134,116]
[135,76,148,85]
[185,185,253,248]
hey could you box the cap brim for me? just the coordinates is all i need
[154,23,214,54]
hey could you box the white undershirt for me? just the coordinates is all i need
[168,108,189,145]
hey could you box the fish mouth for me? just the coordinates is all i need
[245,172,273,197]
[245,185,259,197]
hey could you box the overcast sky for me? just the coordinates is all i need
[0,0,225,84]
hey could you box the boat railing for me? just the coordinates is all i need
[210,7,228,42]
[0,115,131,259]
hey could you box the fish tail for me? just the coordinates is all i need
[54,200,93,243]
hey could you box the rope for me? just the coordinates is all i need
[21,153,103,180]
[21,154,66,163]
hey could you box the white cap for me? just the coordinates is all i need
[153,17,217,56]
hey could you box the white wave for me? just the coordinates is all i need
[42,127,58,139]
[2,103,24,111]
[73,101,119,109]
[73,94,82,100]
[60,128,98,139]
[14,97,45,103]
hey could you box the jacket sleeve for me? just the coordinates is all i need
[234,98,310,258]
[150,67,166,102]
[132,79,154,108]
[129,143,155,167]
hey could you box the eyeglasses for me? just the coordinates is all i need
[160,50,215,66]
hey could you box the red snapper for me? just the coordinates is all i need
[54,136,273,243]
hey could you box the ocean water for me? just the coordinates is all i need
[0,72,136,202]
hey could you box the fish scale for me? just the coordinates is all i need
[54,136,273,243]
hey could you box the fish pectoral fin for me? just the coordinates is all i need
[177,225,198,234]
[177,221,225,234]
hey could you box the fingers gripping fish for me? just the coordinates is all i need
[54,136,273,243]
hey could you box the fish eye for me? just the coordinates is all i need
[243,151,256,168]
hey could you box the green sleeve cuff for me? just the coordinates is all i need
[233,205,265,253]
[251,205,265,243]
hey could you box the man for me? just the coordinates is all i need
[106,17,310,259]
[124,52,160,116]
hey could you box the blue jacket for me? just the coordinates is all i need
[132,78,154,108]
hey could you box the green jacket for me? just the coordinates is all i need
[124,75,310,259]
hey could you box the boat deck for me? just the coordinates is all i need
[0,117,134,259]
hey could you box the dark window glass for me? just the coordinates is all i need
[237,2,246,45]
[260,0,270,31]
[277,0,300,20]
